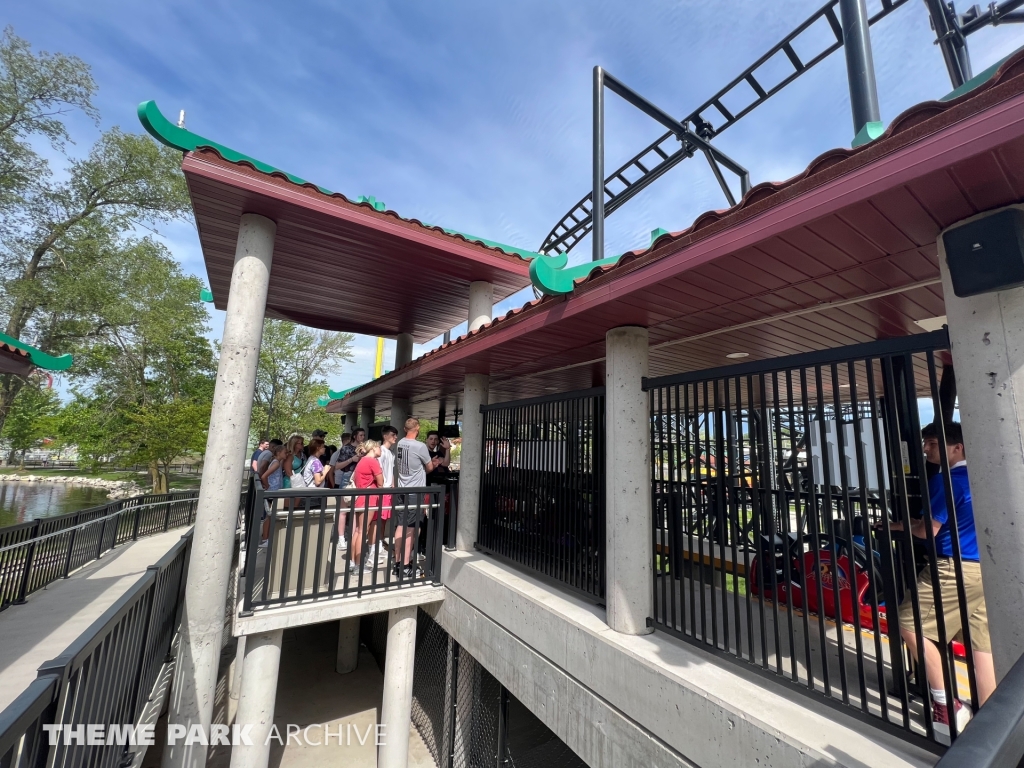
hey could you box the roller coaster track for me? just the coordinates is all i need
[538,0,918,256]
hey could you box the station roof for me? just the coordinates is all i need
[139,102,536,343]
[328,50,1024,416]
[0,333,73,376]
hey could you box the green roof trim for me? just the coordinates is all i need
[318,384,361,408]
[0,332,72,372]
[530,251,623,296]
[138,100,333,194]
[356,195,386,211]
[650,227,670,244]
[441,228,541,262]
[940,50,1016,102]
[851,120,885,148]
[200,288,214,303]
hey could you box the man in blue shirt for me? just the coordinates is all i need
[888,422,995,738]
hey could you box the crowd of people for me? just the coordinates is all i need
[250,418,452,580]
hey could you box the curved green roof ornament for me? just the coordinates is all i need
[200,287,214,303]
[138,100,333,194]
[0,332,72,371]
[530,251,622,296]
[317,384,360,408]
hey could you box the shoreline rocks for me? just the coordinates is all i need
[0,473,144,499]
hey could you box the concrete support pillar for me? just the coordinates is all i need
[336,617,360,674]
[468,281,493,333]
[228,629,283,768]
[165,213,275,768]
[939,216,1024,678]
[378,606,417,768]
[344,411,357,435]
[605,326,653,636]
[456,373,489,551]
[391,397,410,431]
[360,405,374,434]
[229,636,246,702]
[395,333,414,368]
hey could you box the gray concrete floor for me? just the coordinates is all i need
[197,622,435,768]
[0,528,191,711]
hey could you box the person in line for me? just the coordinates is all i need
[422,430,452,555]
[250,438,269,474]
[332,430,363,551]
[394,417,440,578]
[884,422,995,737]
[367,425,398,566]
[322,445,337,487]
[303,429,328,459]
[282,434,305,489]
[258,443,288,546]
[301,437,332,488]
[255,439,283,479]
[349,439,387,574]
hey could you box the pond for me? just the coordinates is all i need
[0,481,112,529]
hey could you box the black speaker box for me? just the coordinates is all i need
[943,208,1024,298]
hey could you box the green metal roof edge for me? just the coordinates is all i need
[138,100,334,194]
[200,288,214,303]
[318,384,360,408]
[440,228,540,261]
[530,251,623,296]
[0,332,72,371]
[940,48,1019,102]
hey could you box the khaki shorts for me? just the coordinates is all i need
[898,559,991,653]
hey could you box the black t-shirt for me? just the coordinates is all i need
[250,449,262,466]
[427,447,449,484]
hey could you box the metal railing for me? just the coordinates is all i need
[0,532,192,768]
[477,388,606,602]
[240,484,447,611]
[646,330,986,749]
[0,492,199,610]
[935,650,1024,767]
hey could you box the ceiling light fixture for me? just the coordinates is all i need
[725,352,749,359]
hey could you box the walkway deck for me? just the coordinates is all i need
[0,528,192,711]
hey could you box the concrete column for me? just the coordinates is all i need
[395,333,414,368]
[378,606,417,768]
[165,213,275,768]
[468,281,493,333]
[456,373,488,551]
[229,636,246,702]
[344,411,357,435]
[605,326,653,636]
[360,405,374,434]
[391,397,410,431]
[336,617,360,674]
[939,215,1024,678]
[228,629,283,768]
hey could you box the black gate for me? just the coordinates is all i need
[646,330,980,749]
[477,388,606,601]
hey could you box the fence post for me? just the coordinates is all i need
[95,515,108,560]
[14,519,41,604]
[62,514,81,579]
[131,501,143,541]
[163,498,173,532]
[120,570,160,768]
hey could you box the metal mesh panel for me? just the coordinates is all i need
[450,649,500,768]
[505,696,586,768]
[360,611,388,672]
[411,609,454,768]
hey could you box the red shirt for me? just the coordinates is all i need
[353,456,390,512]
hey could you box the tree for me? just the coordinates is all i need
[0,30,190,436]
[252,320,354,440]
[122,400,210,493]
[2,377,59,468]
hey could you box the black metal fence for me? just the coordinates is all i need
[478,388,606,601]
[647,329,985,748]
[240,485,446,611]
[363,608,587,768]
[0,492,199,611]
[0,532,191,768]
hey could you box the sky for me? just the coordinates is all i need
[9,0,1024,395]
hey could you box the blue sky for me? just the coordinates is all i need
[9,0,1023,394]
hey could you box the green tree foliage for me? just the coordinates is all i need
[122,400,210,493]
[1,376,59,468]
[0,28,190,436]
[253,320,354,441]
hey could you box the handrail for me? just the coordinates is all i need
[0,490,199,610]
[935,651,1024,767]
[0,533,193,768]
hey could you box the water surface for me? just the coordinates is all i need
[0,482,111,529]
